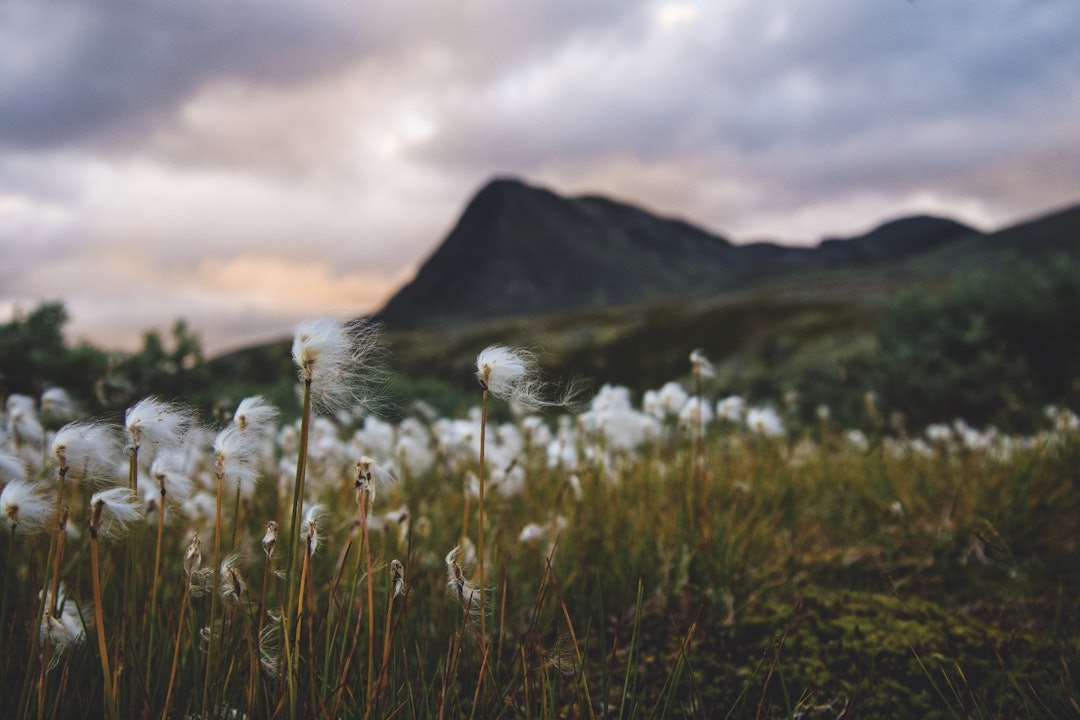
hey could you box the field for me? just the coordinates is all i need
[1,318,1078,719]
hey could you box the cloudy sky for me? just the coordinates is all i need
[3,1,1079,355]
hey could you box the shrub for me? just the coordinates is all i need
[873,255,1080,431]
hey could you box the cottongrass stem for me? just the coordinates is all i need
[294,504,323,659]
[364,559,408,720]
[285,316,385,713]
[88,493,121,720]
[163,532,201,720]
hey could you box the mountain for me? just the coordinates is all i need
[376,177,978,330]
[909,201,1080,273]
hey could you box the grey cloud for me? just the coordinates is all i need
[0,0,645,154]
[410,0,1080,228]
[0,0,364,150]
[419,1,1080,161]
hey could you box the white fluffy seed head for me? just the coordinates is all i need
[390,559,406,598]
[213,425,260,495]
[184,532,203,577]
[42,603,86,666]
[1,480,51,535]
[40,387,74,421]
[302,504,323,556]
[51,421,121,482]
[125,397,195,466]
[475,345,581,413]
[518,523,546,544]
[220,553,247,606]
[262,520,279,559]
[689,349,716,380]
[353,455,395,505]
[89,487,142,541]
[6,399,45,448]
[291,316,386,414]
[0,452,28,486]
[444,544,484,614]
[233,396,279,435]
[476,345,531,395]
[150,449,196,508]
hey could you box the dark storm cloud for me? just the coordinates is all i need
[415,0,1080,198]
[0,0,364,150]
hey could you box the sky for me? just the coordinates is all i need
[2,1,1079,356]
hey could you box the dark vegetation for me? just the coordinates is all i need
[5,251,1080,434]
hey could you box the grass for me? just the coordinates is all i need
[1,368,1079,718]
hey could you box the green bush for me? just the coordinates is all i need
[0,301,108,409]
[873,255,1080,431]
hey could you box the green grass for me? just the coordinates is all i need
[2,396,1078,718]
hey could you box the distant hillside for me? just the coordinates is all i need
[204,190,1080,424]
[376,177,978,329]
[909,201,1080,273]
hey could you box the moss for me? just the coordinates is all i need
[604,585,1077,718]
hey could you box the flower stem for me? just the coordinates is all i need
[283,378,313,710]
[361,496,375,705]
[201,473,224,716]
[161,575,190,720]
[91,536,119,720]
[478,388,489,645]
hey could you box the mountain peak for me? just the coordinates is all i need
[376,178,734,329]
[375,178,982,330]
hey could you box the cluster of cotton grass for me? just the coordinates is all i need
[2,329,1078,719]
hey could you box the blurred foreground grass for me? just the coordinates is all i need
[2,400,1077,718]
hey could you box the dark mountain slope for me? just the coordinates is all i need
[911,201,1080,273]
[377,178,739,328]
[376,177,979,329]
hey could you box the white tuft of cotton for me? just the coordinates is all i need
[233,396,279,435]
[125,397,195,467]
[212,425,260,496]
[0,452,28,485]
[89,487,142,541]
[291,316,385,414]
[52,421,121,484]
[475,345,580,413]
[1,480,52,535]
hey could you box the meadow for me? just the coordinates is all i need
[1,315,1078,719]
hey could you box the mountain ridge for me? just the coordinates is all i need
[376,176,981,329]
